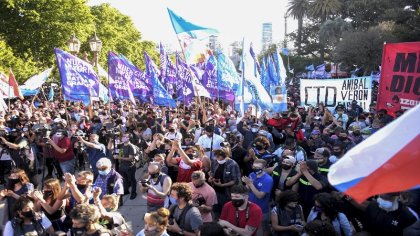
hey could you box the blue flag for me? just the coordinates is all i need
[260,58,269,92]
[282,48,289,56]
[144,52,176,107]
[267,56,277,88]
[216,51,240,91]
[250,44,261,77]
[98,82,109,103]
[306,64,315,71]
[48,85,54,101]
[202,54,234,102]
[159,43,177,96]
[54,48,99,105]
[107,51,136,104]
[314,63,326,78]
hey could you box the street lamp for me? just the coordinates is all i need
[89,32,102,67]
[67,34,81,55]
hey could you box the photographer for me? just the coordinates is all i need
[0,128,37,185]
[46,129,75,174]
[77,134,107,178]
[139,162,172,212]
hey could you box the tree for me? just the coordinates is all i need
[0,0,95,66]
[90,4,159,71]
[333,22,398,75]
[0,40,38,83]
[287,0,309,54]
[319,17,352,55]
[308,0,342,60]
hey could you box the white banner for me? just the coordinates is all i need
[300,77,372,111]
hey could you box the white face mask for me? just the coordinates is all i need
[251,128,259,133]
[377,197,398,211]
[217,159,227,164]
[191,115,196,119]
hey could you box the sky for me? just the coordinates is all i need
[88,0,297,54]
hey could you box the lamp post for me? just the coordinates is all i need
[89,32,102,67]
[67,34,81,55]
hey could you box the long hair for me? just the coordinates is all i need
[43,178,61,206]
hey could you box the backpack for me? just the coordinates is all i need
[168,204,194,236]
[129,143,142,163]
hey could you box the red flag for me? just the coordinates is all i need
[8,69,24,100]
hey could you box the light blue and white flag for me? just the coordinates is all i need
[20,68,52,96]
[242,39,272,111]
[216,51,240,91]
[48,85,54,101]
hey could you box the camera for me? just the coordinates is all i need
[195,196,206,206]
[139,179,150,187]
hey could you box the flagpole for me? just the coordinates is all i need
[175,39,204,110]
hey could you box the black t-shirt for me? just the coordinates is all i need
[213,163,226,193]
[365,201,417,236]
[231,145,247,171]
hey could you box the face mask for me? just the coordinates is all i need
[339,136,347,141]
[185,117,190,121]
[76,184,87,189]
[168,129,175,133]
[149,172,160,179]
[8,178,20,185]
[55,133,63,139]
[187,154,195,159]
[253,169,263,175]
[314,206,323,213]
[99,169,111,176]
[72,227,87,236]
[43,190,53,197]
[21,210,35,219]
[232,199,245,208]
[207,112,212,116]
[255,144,264,151]
[282,164,292,170]
[194,182,205,188]
[337,111,343,115]
[332,151,342,156]
[121,137,129,143]
[191,115,196,119]
[353,131,360,135]
[377,197,395,211]
[251,128,258,133]
[217,159,227,165]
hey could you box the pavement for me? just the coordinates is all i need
[0,165,148,234]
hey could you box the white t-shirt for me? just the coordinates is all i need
[3,214,52,236]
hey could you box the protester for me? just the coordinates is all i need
[140,162,172,212]
[69,203,112,235]
[271,190,305,236]
[188,171,217,223]
[136,208,171,236]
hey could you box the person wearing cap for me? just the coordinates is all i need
[188,171,217,223]
[334,105,349,129]
[93,158,124,204]
[312,148,332,178]
[271,155,297,199]
[286,160,329,218]
[196,125,224,159]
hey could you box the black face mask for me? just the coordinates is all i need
[72,227,87,236]
[332,151,342,156]
[149,172,160,179]
[21,210,34,219]
[43,190,53,198]
[76,184,87,189]
[232,199,245,208]
[282,164,292,170]
[194,182,205,188]
[8,178,20,186]
[339,136,347,141]
[255,144,264,151]
[187,154,195,159]
[169,129,175,133]
[353,131,360,135]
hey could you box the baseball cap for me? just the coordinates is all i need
[312,148,330,157]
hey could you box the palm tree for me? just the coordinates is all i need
[287,0,309,54]
[308,0,342,60]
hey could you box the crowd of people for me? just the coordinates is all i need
[0,89,419,236]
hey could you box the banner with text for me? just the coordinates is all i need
[300,77,372,111]
[377,42,420,115]
[55,48,99,105]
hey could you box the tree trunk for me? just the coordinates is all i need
[297,17,303,54]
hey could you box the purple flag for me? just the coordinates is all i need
[176,54,195,105]
[159,44,177,96]
[54,48,99,105]
[119,54,151,102]
[107,51,136,104]
[202,55,234,101]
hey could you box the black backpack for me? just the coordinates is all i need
[11,217,46,236]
